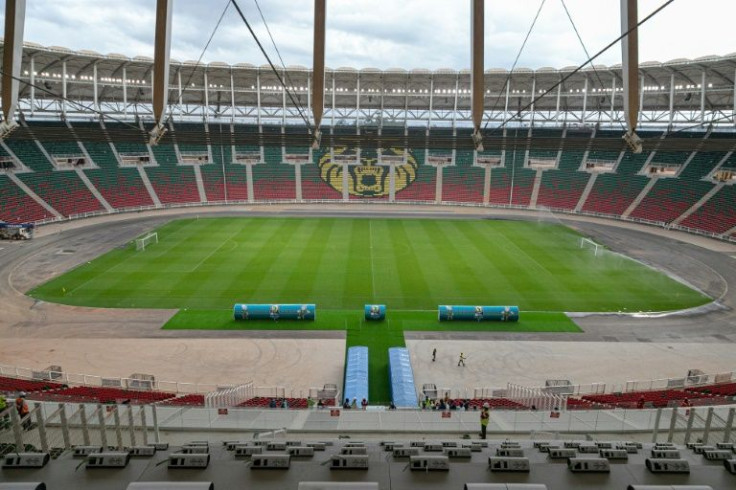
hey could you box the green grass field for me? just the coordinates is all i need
[28,217,710,402]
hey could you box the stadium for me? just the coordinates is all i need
[1,0,736,488]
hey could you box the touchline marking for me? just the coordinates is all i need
[187,232,239,273]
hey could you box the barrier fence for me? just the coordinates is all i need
[2,363,735,406]
[2,402,736,447]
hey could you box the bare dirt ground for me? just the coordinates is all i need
[1,204,735,393]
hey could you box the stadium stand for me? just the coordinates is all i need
[0,174,51,223]
[27,386,177,405]
[443,127,485,204]
[0,375,64,394]
[581,130,658,216]
[146,131,200,205]
[628,132,724,224]
[236,396,309,409]
[6,130,103,217]
[2,121,736,246]
[680,182,736,235]
[158,393,206,407]
[252,126,297,200]
[75,122,155,210]
[685,382,736,397]
[536,129,590,211]
[302,152,342,200]
[578,389,712,409]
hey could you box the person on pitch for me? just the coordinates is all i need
[458,352,467,367]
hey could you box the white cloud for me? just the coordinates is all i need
[5,0,735,69]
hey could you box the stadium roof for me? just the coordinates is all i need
[11,42,736,116]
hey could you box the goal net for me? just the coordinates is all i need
[135,232,158,251]
[579,237,603,257]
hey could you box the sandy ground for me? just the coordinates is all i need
[1,204,735,395]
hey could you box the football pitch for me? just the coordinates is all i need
[31,217,709,313]
[29,217,710,402]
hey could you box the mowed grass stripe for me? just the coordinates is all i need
[385,220,433,309]
[312,220,354,309]
[281,219,335,302]
[416,220,493,304]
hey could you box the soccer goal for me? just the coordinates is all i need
[579,237,603,257]
[135,232,158,251]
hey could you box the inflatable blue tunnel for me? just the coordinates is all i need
[233,303,316,321]
[438,305,519,322]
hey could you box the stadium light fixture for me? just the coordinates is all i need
[623,130,643,154]
[149,122,168,146]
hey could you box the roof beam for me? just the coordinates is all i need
[470,0,484,150]
[149,0,173,145]
[621,0,642,152]
[311,0,326,148]
[1,0,26,139]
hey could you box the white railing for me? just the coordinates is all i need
[204,382,254,408]
[3,362,735,408]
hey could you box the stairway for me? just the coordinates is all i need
[529,170,544,209]
[671,183,724,227]
[574,173,597,212]
[6,172,62,218]
[137,167,162,208]
[192,165,207,203]
[75,168,114,213]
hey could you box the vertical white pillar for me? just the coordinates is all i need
[610,76,616,121]
[435,166,443,204]
[177,69,183,118]
[530,76,537,127]
[428,75,434,127]
[668,73,675,128]
[256,70,262,126]
[638,76,644,127]
[282,69,287,126]
[389,164,395,202]
[581,78,588,125]
[203,70,209,123]
[294,163,302,201]
[122,66,128,117]
[452,75,459,128]
[29,56,35,115]
[331,75,336,126]
[230,70,235,124]
[700,70,706,125]
[61,60,67,117]
[356,73,361,127]
[92,63,99,113]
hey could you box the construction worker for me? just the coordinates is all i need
[0,394,8,429]
[458,352,467,367]
[15,393,30,430]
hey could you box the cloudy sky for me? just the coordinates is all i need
[6,0,736,70]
